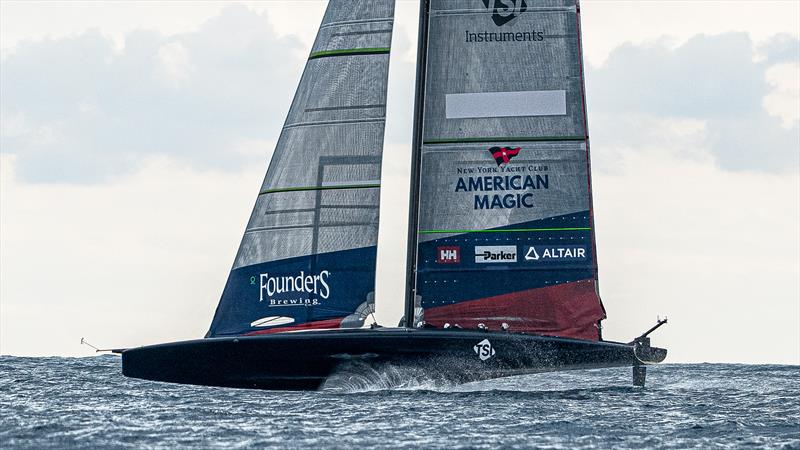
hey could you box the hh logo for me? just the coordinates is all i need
[437,246,461,264]
[489,146,521,166]
[474,339,496,361]
[481,0,527,27]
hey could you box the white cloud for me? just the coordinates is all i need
[587,33,800,173]
[0,6,305,183]
[0,1,326,58]
[593,148,800,364]
[0,154,259,355]
[581,0,800,66]
[763,62,800,128]
[156,41,192,87]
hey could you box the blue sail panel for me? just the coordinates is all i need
[207,246,376,337]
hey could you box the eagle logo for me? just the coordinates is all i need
[488,146,521,166]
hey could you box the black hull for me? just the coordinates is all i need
[121,328,666,390]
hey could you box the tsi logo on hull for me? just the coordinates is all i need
[475,246,517,263]
[473,339,496,361]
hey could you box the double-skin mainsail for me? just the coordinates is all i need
[406,0,606,340]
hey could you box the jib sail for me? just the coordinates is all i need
[407,0,605,340]
[207,0,396,337]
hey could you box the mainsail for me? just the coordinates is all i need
[207,0,396,337]
[407,0,606,340]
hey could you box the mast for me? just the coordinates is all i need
[403,0,430,328]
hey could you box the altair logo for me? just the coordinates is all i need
[489,146,521,166]
[481,0,527,27]
[525,245,587,262]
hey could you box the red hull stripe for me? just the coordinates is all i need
[423,280,605,341]
[244,318,345,336]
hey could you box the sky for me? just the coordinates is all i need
[1,0,798,364]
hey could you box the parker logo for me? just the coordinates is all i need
[489,146,521,166]
[473,339,496,361]
[475,245,517,263]
[525,245,587,262]
[436,246,461,264]
[481,0,528,27]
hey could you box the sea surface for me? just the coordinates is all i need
[0,357,798,449]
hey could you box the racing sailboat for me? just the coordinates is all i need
[121,0,666,390]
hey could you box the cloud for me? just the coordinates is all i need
[592,148,800,363]
[586,32,799,173]
[4,7,796,184]
[0,153,259,355]
[0,5,304,183]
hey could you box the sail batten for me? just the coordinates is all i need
[309,47,391,59]
[207,0,395,338]
[424,136,586,144]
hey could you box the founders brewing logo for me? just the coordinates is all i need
[481,0,527,27]
[258,270,331,307]
[489,146,521,166]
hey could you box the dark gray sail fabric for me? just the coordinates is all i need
[208,0,395,337]
[411,0,605,340]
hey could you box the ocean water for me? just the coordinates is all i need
[0,357,798,449]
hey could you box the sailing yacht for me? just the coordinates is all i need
[120,0,667,390]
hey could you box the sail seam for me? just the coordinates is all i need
[259,184,381,195]
[424,136,586,145]
[308,47,390,60]
[419,227,591,234]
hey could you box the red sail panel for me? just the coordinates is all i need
[423,280,604,341]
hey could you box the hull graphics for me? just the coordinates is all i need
[423,281,604,341]
[416,212,604,340]
[122,329,666,391]
[207,246,376,337]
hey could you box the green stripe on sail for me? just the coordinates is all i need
[419,227,591,234]
[308,47,390,60]
[424,136,586,145]
[259,184,380,195]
